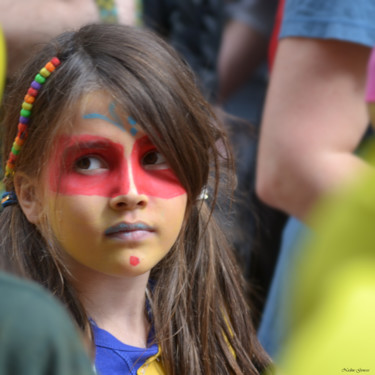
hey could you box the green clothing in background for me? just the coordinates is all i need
[0,271,95,375]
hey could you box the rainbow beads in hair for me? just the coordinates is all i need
[4,57,61,178]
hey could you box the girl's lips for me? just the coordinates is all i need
[104,222,154,236]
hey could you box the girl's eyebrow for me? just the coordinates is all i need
[63,138,114,154]
[137,134,154,147]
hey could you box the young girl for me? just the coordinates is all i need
[0,24,270,375]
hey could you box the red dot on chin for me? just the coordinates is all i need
[130,256,140,266]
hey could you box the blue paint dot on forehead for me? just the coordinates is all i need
[128,116,138,135]
[130,127,138,136]
[128,116,137,126]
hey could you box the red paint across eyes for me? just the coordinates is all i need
[48,135,186,199]
[132,136,186,198]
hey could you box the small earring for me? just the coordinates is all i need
[197,187,209,200]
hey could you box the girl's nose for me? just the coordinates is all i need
[109,157,148,210]
[109,191,148,210]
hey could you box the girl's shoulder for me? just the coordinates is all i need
[92,322,165,375]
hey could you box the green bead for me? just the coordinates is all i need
[11,146,20,155]
[35,74,46,84]
[20,109,31,117]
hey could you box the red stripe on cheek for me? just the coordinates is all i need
[131,136,186,199]
[48,135,130,197]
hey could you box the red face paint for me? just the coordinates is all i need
[48,134,186,199]
[130,256,140,266]
[131,136,186,198]
[48,135,130,197]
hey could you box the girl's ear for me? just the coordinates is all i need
[14,173,43,225]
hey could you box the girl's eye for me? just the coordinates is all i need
[74,155,108,174]
[142,150,169,170]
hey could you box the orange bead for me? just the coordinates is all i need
[24,94,35,104]
[15,136,25,146]
[45,62,56,72]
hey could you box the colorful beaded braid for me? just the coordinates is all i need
[4,57,61,179]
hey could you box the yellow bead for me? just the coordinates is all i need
[12,142,21,151]
[22,102,33,111]
[40,67,51,78]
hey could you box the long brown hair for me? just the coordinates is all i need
[0,24,270,374]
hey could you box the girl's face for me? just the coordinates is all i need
[42,92,187,278]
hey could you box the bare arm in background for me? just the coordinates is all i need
[0,0,135,76]
[217,0,276,104]
[256,37,372,221]
[217,20,268,103]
